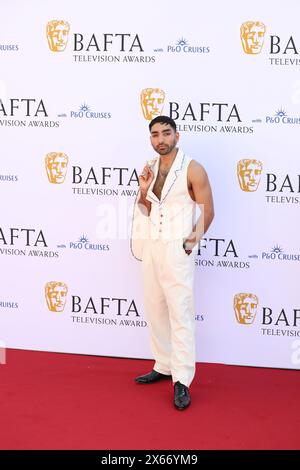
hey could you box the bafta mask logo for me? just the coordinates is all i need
[234,293,259,325]
[141,88,165,120]
[237,159,263,192]
[45,282,68,312]
[46,20,70,52]
[45,152,69,184]
[240,21,266,55]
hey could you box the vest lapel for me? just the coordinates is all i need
[146,157,160,203]
[160,148,185,204]
[146,149,186,204]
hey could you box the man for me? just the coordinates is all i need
[132,115,214,410]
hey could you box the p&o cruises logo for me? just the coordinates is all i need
[265,108,300,125]
[164,37,210,54]
[261,245,300,263]
[57,234,110,253]
[70,103,111,120]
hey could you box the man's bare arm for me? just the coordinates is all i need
[185,160,214,249]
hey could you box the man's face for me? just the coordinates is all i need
[46,153,68,184]
[150,123,179,156]
[238,160,262,192]
[47,21,70,52]
[46,284,68,312]
[235,295,258,324]
[241,22,266,54]
[141,88,165,120]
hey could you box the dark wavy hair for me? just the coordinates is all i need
[149,115,177,132]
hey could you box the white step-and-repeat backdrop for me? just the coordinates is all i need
[1,0,299,369]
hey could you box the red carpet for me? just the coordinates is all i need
[0,349,299,450]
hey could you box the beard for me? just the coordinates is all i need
[154,138,177,156]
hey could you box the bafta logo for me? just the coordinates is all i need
[237,159,263,192]
[141,88,165,120]
[240,21,266,55]
[45,152,69,184]
[45,282,68,312]
[46,20,70,52]
[234,293,259,325]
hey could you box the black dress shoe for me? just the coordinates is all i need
[135,369,172,384]
[174,381,191,410]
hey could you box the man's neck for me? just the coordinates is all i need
[159,147,178,169]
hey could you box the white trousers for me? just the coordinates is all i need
[142,238,196,387]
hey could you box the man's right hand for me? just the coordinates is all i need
[138,165,154,195]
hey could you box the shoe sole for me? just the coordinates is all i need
[135,375,172,384]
